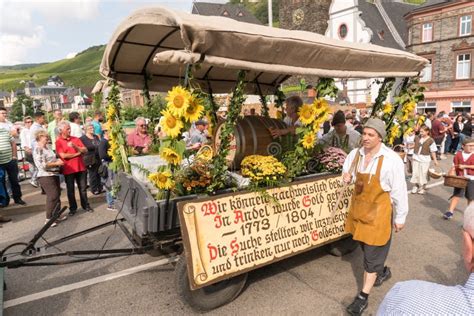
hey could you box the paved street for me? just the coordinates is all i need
[0,157,469,315]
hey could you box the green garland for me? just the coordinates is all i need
[371,78,395,117]
[106,81,130,174]
[209,70,247,191]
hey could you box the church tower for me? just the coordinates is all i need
[279,0,332,34]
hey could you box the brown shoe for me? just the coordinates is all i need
[0,215,12,223]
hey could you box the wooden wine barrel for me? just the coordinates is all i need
[214,116,296,170]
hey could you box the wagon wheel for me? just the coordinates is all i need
[175,255,248,311]
[326,236,359,257]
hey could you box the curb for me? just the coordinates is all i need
[0,194,106,217]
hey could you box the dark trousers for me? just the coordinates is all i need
[64,171,89,211]
[359,237,392,275]
[88,162,103,193]
[38,176,60,219]
[0,159,22,202]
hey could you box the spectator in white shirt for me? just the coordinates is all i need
[20,116,39,187]
[69,112,83,138]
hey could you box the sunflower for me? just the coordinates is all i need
[301,132,316,149]
[184,96,205,122]
[165,86,191,117]
[160,147,182,166]
[160,109,183,139]
[148,170,174,190]
[313,98,329,113]
[298,104,316,125]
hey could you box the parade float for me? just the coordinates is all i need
[0,7,427,311]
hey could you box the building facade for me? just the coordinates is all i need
[406,0,474,114]
[325,0,417,105]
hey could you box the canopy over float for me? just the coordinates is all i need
[100,6,428,94]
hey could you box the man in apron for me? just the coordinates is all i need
[342,118,408,315]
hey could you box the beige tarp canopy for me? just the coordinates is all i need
[100,6,428,94]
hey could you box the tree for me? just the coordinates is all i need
[10,94,34,123]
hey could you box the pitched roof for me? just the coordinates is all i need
[358,0,403,49]
[406,0,452,15]
[192,2,262,25]
[380,1,418,44]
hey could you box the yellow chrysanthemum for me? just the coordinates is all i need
[383,103,393,114]
[301,132,316,149]
[165,86,191,117]
[404,127,414,136]
[160,109,183,139]
[184,96,204,122]
[148,170,174,190]
[298,104,316,125]
[160,147,182,166]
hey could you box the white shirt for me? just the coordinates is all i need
[0,121,13,132]
[343,144,409,225]
[70,122,83,138]
[461,152,474,180]
[30,122,45,150]
[413,137,437,163]
[403,134,415,155]
[283,116,302,127]
[424,118,432,129]
[20,127,32,150]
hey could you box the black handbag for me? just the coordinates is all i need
[98,163,108,179]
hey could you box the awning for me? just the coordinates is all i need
[100,7,428,94]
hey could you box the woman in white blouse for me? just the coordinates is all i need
[32,129,65,226]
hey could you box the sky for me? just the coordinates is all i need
[0,0,227,66]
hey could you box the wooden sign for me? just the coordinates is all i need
[178,174,353,290]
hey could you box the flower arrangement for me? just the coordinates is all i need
[314,147,348,173]
[145,85,205,194]
[241,155,287,187]
[174,159,213,194]
[282,96,331,178]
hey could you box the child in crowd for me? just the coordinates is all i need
[411,125,438,194]
[403,129,415,178]
[444,137,474,219]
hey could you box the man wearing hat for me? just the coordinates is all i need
[188,119,209,150]
[318,110,361,153]
[342,118,408,315]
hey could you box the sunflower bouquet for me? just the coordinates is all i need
[158,86,205,168]
[241,155,287,187]
[282,98,330,178]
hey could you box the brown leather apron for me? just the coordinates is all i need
[345,155,392,246]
